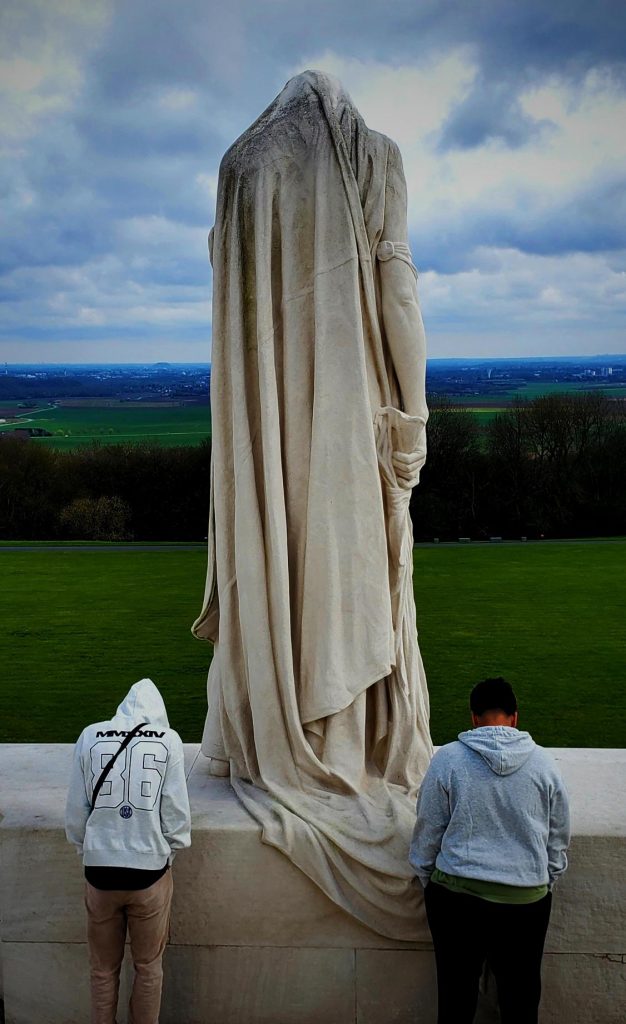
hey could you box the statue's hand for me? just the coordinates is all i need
[392,444,426,490]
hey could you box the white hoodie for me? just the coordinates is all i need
[65,679,191,869]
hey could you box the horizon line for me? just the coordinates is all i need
[3,354,626,368]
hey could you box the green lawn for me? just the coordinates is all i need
[1,550,210,744]
[1,542,624,747]
[0,405,211,448]
[414,542,626,747]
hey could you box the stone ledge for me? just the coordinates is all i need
[1,744,625,1023]
[0,744,427,950]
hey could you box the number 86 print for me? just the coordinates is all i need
[90,740,168,811]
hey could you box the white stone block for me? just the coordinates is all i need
[160,945,355,1024]
[3,942,91,1024]
[3,942,146,1024]
[547,836,626,952]
[355,950,437,1023]
[354,952,500,1024]
[1,829,86,943]
[541,952,626,1024]
[173,769,428,949]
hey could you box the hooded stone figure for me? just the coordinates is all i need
[193,70,432,940]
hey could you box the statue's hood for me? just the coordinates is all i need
[272,69,365,149]
[277,70,355,114]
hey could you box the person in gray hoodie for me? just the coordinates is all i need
[409,677,570,1024]
[66,678,191,1024]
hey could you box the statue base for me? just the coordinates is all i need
[1,744,625,1023]
[205,754,230,777]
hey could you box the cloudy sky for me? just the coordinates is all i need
[2,0,626,362]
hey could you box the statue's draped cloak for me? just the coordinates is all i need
[193,72,432,940]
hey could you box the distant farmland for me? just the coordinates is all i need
[437,381,626,426]
[1,379,624,449]
[0,402,211,449]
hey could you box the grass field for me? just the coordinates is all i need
[506,382,626,400]
[0,405,211,448]
[454,384,626,422]
[466,408,505,425]
[1,381,623,449]
[1,541,624,748]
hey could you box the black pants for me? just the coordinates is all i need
[424,881,552,1024]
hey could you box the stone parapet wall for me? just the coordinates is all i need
[1,745,625,1023]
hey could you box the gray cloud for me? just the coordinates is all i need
[437,76,557,150]
[1,0,625,358]
[413,170,626,275]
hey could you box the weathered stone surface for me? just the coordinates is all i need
[3,942,89,1024]
[541,952,626,1024]
[173,773,427,949]
[356,950,437,1023]
[1,828,84,942]
[4,943,623,1024]
[543,748,626,953]
[547,835,626,951]
[160,946,355,1024]
[2,942,354,1024]
[355,952,502,1024]
[3,942,153,1024]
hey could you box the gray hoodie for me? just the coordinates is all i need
[409,727,570,889]
[65,679,191,870]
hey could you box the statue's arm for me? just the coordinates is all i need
[379,142,428,487]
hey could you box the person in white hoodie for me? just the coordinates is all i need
[66,678,191,1024]
[409,677,570,1024]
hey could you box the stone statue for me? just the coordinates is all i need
[193,70,432,940]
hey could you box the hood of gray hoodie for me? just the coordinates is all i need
[457,726,536,775]
[110,678,170,730]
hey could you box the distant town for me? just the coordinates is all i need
[0,362,211,404]
[1,355,625,408]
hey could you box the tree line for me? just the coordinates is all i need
[411,392,626,540]
[0,393,624,541]
[0,439,211,541]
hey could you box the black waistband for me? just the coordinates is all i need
[85,863,169,891]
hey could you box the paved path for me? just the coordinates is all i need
[0,544,206,552]
[1,538,624,552]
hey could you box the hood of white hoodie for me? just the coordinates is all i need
[110,678,170,730]
[457,726,536,776]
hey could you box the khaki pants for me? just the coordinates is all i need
[85,870,173,1024]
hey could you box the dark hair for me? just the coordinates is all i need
[470,677,517,717]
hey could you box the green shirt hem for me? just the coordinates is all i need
[430,868,549,904]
